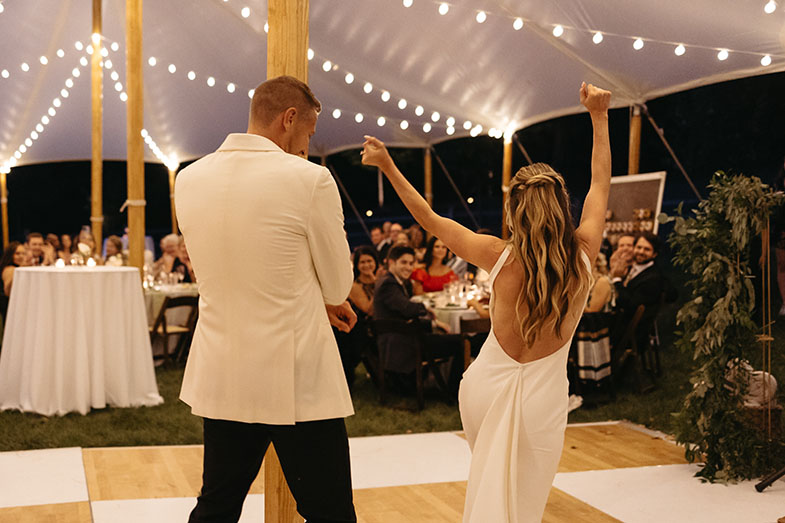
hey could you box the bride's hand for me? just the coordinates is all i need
[361,135,393,169]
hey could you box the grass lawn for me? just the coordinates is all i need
[1,301,783,452]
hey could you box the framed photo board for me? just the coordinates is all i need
[604,171,666,245]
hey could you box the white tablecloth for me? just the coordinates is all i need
[0,267,163,416]
[433,307,481,333]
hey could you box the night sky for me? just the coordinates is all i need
[7,72,785,255]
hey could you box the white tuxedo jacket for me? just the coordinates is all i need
[175,133,354,424]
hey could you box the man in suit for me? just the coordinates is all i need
[175,76,357,523]
[374,246,455,391]
[610,232,664,354]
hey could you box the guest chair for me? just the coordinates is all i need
[611,304,655,393]
[149,296,199,365]
[371,318,454,411]
[459,317,491,370]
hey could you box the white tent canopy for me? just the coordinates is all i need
[1,0,784,169]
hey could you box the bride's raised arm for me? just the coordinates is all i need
[361,136,504,272]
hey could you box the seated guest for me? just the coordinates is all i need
[407,224,426,264]
[58,233,73,260]
[0,242,27,318]
[153,234,192,281]
[608,233,635,281]
[378,222,403,261]
[104,235,127,266]
[585,252,613,313]
[26,232,54,266]
[336,246,378,388]
[610,232,665,354]
[411,237,457,293]
[178,237,196,282]
[572,253,614,384]
[369,226,384,250]
[374,246,456,392]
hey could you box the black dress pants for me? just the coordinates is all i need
[188,417,356,523]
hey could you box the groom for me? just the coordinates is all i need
[175,75,358,523]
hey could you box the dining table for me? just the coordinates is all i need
[0,266,163,416]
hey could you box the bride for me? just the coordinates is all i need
[361,82,611,522]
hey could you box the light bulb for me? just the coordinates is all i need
[104,59,113,69]
[438,3,449,15]
[717,49,729,61]
[25,138,32,147]
[53,98,61,107]
[188,71,196,80]
[48,107,56,116]
[332,109,341,119]
[400,120,409,130]
[248,89,255,99]
[764,0,777,14]
[344,73,354,84]
[761,54,772,66]
[674,44,686,56]
[463,120,472,130]
[80,56,88,66]
[100,47,108,57]
[72,68,80,77]
[633,38,644,50]
[476,11,486,23]
[241,7,250,18]
[415,105,424,116]
[114,82,122,92]
[207,76,215,87]
[381,91,391,102]
[1,69,8,79]
[264,22,269,33]
[446,126,455,135]
[322,60,332,72]
[446,117,455,127]
[355,113,364,123]
[61,89,69,98]
[513,18,523,31]
[120,92,128,102]
[403,0,413,6]
[75,41,83,51]
[592,32,603,44]
[227,83,235,93]
[92,32,101,44]
[110,71,119,81]
[363,82,373,94]
[552,25,564,37]
[66,78,74,87]
[168,64,176,74]
[39,56,48,65]
[467,197,474,204]
[87,45,94,55]
[307,48,314,60]
[36,124,44,132]
[366,210,373,217]
[111,42,119,52]
[423,123,432,133]
[31,131,38,140]
[21,62,29,72]
[431,112,440,122]
[398,99,407,110]
[377,116,386,127]
[148,57,157,66]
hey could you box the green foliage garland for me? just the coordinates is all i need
[663,171,785,482]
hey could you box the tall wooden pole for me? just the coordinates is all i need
[628,105,641,174]
[0,172,8,248]
[265,2,309,522]
[501,137,513,239]
[126,0,145,273]
[424,147,433,208]
[91,0,104,249]
[168,168,177,234]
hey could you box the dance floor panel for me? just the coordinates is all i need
[0,421,781,522]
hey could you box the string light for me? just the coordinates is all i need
[438,3,448,15]
[1,70,8,79]
[400,120,409,130]
[363,82,373,94]
[207,76,215,86]
[110,71,119,81]
[463,121,472,130]
[398,99,407,110]
[761,54,772,66]
[445,117,455,127]
[475,11,486,23]
[227,82,235,93]
[446,126,455,135]
[188,71,196,80]
[592,32,603,44]
[423,123,432,133]
[431,111,440,122]
[415,105,424,116]
[332,109,341,119]
[552,25,564,37]
[633,38,644,50]
[39,56,48,65]
[104,59,113,69]
[241,6,250,18]
[148,56,157,66]
[168,64,176,73]
[322,60,332,72]
[111,42,119,52]
[377,116,386,126]
[20,62,29,72]
[513,18,523,30]
[344,73,354,84]
[57,49,65,58]
[248,89,255,98]
[675,44,686,56]
[75,41,83,51]
[307,48,315,60]
[380,90,391,102]
[403,0,413,7]
[355,113,364,123]
[764,0,777,13]
[717,49,729,61]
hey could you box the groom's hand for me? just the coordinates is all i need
[326,301,357,333]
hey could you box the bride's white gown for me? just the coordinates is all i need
[459,247,589,523]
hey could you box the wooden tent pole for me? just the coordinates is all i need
[424,147,433,208]
[168,168,177,234]
[628,105,641,174]
[125,0,145,274]
[502,136,513,239]
[265,1,309,522]
[0,172,7,248]
[91,0,104,250]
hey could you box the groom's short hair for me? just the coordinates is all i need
[387,245,415,261]
[250,75,321,126]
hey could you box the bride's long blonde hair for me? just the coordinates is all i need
[505,163,592,347]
